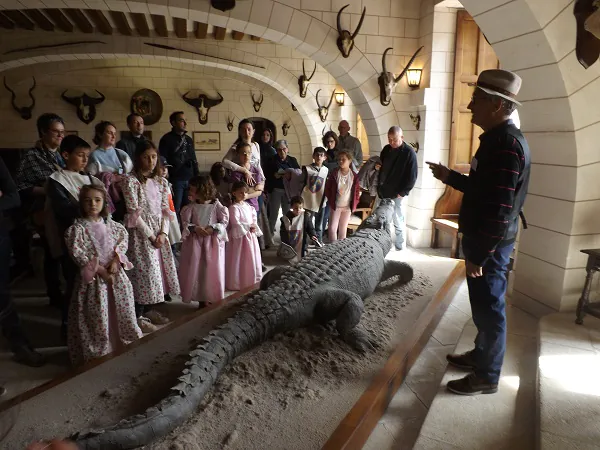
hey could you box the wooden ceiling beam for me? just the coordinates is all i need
[173,17,186,39]
[45,9,74,33]
[0,12,16,30]
[151,14,168,37]
[86,9,112,35]
[109,11,131,36]
[24,10,54,31]
[64,9,93,33]
[130,12,149,37]
[194,22,207,39]
[250,35,261,41]
[232,30,244,40]
[213,26,226,40]
[2,10,34,30]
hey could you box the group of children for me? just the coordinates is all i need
[48,135,262,366]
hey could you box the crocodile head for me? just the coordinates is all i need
[353,198,395,253]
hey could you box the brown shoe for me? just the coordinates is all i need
[447,373,498,396]
[446,350,478,370]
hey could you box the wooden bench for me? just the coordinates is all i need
[431,185,463,259]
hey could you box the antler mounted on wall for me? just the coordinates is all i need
[298,60,317,98]
[575,0,600,68]
[61,89,105,125]
[226,115,235,131]
[182,91,224,125]
[282,122,291,136]
[316,89,335,122]
[251,92,264,112]
[409,113,421,131]
[3,76,36,120]
[378,46,424,106]
[321,124,333,136]
[336,4,366,58]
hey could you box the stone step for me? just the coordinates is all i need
[411,305,538,450]
[538,313,600,449]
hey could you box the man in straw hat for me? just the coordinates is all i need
[427,69,530,395]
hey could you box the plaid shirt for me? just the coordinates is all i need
[16,141,65,192]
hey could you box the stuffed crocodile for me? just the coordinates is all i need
[73,198,413,449]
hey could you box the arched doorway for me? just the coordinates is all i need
[248,117,277,145]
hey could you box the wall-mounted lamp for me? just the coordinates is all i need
[334,92,345,105]
[406,69,423,88]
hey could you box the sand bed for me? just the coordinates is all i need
[2,257,456,450]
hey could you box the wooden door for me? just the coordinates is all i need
[432,10,499,220]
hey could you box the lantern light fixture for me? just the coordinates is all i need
[334,92,345,105]
[406,68,423,88]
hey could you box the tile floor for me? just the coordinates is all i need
[364,280,540,450]
[539,313,600,450]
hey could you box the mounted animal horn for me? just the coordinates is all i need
[61,89,105,125]
[321,124,333,136]
[336,4,366,58]
[298,60,317,98]
[3,76,36,120]
[378,46,423,106]
[282,122,291,136]
[226,115,234,131]
[315,89,335,123]
[251,92,264,112]
[182,91,224,125]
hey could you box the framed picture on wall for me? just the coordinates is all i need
[120,130,153,141]
[65,131,78,136]
[193,131,221,151]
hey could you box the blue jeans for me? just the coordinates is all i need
[462,236,514,384]
[313,204,329,241]
[392,197,405,249]
[172,180,190,215]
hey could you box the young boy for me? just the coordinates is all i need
[280,196,320,264]
[300,147,329,244]
[45,135,103,336]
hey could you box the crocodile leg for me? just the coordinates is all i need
[314,288,375,353]
[259,265,288,290]
[380,260,414,284]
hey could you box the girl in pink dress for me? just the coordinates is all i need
[65,185,142,366]
[226,181,263,291]
[179,176,229,307]
[121,141,181,333]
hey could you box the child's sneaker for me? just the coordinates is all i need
[138,316,158,333]
[145,309,170,325]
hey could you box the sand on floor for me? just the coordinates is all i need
[2,257,457,450]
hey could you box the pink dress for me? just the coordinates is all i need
[65,218,142,366]
[226,202,263,291]
[122,175,181,305]
[179,200,229,305]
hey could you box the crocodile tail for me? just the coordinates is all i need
[74,306,271,450]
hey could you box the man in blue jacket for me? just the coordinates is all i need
[427,69,530,395]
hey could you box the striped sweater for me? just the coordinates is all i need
[446,119,530,266]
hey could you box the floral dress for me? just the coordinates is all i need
[122,175,181,304]
[65,218,142,366]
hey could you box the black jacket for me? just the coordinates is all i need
[377,142,418,199]
[280,211,317,257]
[446,119,530,266]
[158,131,199,182]
[116,134,146,160]
[265,155,300,193]
[0,157,20,231]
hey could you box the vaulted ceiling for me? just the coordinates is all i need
[0,8,260,41]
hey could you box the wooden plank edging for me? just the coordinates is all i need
[322,260,465,450]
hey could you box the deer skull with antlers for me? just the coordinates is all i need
[336,5,366,58]
[251,92,264,112]
[61,90,105,125]
[378,46,424,106]
[3,77,36,120]
[316,89,335,123]
[298,60,317,98]
[226,115,234,131]
[182,91,224,125]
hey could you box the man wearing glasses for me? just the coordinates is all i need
[13,113,66,314]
